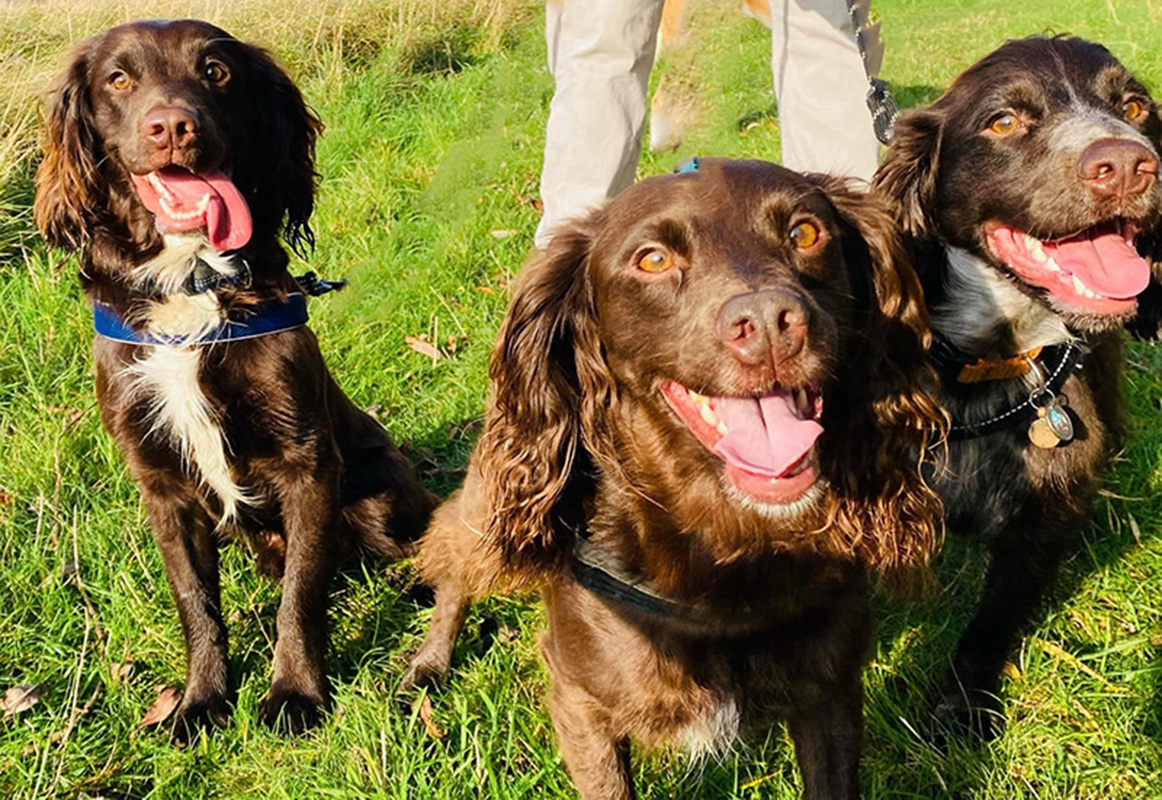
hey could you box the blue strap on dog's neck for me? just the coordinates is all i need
[93,292,310,346]
[674,156,700,174]
[93,268,346,346]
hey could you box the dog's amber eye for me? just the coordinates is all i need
[204,61,230,84]
[789,221,819,249]
[987,113,1022,136]
[635,248,674,273]
[1123,98,1147,121]
[109,71,132,91]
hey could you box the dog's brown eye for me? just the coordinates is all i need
[204,61,229,84]
[109,71,132,91]
[987,113,1021,136]
[635,248,674,273]
[789,221,819,249]
[1123,98,1147,121]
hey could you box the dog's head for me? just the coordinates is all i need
[875,36,1162,330]
[479,159,945,577]
[35,19,321,257]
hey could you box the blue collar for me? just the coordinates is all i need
[93,292,309,346]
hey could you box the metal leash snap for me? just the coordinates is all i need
[1026,359,1073,448]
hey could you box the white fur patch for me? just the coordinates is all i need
[132,232,242,295]
[723,477,827,522]
[677,698,741,758]
[122,234,252,525]
[126,343,253,525]
[932,247,1073,355]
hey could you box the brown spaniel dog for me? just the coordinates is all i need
[405,159,945,799]
[34,20,435,740]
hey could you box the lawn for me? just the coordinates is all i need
[1,0,1161,797]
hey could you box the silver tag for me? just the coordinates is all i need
[1044,400,1074,442]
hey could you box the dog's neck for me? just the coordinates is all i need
[131,232,245,295]
[929,246,1073,358]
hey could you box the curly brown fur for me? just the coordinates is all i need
[407,159,944,798]
[34,19,435,741]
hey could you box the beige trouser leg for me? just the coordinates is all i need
[769,0,883,181]
[535,0,665,248]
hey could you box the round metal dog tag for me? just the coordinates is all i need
[1028,417,1060,449]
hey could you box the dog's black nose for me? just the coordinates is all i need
[1078,138,1159,201]
[141,106,198,151]
[717,290,808,368]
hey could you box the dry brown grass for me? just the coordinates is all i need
[0,0,534,194]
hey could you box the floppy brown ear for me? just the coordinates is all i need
[476,218,612,573]
[872,108,943,239]
[34,41,102,251]
[812,176,947,581]
[232,43,322,256]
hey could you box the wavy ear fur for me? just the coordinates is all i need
[234,43,322,256]
[477,218,613,574]
[811,176,947,582]
[35,41,101,251]
[872,108,943,239]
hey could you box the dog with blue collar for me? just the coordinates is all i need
[34,19,435,742]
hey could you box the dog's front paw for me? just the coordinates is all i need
[170,694,230,746]
[933,687,1006,743]
[400,653,451,694]
[258,685,326,734]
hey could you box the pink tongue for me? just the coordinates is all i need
[711,392,823,478]
[129,166,253,251]
[1041,228,1149,299]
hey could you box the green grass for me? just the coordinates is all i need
[1,0,1162,797]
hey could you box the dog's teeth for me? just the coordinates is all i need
[1072,275,1088,294]
[1044,256,1060,272]
[1029,240,1048,262]
[716,421,729,436]
[700,404,718,426]
[688,390,704,404]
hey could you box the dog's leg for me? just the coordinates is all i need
[548,680,634,800]
[788,676,862,800]
[258,461,340,733]
[142,487,230,744]
[942,506,1071,739]
[402,581,469,691]
[403,478,501,690]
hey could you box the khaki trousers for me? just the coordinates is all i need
[535,0,882,247]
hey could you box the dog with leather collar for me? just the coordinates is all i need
[873,35,1161,739]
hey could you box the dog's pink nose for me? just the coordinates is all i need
[717,290,808,368]
[141,106,198,151]
[1079,138,1158,201]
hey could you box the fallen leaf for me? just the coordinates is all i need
[139,685,182,727]
[405,336,441,362]
[0,489,13,507]
[1128,514,1142,545]
[1002,661,1022,681]
[474,286,495,295]
[2,684,42,718]
[414,694,445,740]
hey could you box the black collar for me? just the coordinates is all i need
[571,537,710,621]
[930,332,1085,441]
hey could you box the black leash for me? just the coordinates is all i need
[845,0,898,145]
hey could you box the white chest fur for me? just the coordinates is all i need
[121,234,252,523]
